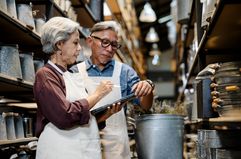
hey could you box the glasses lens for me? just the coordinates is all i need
[101,39,111,48]
[111,42,119,49]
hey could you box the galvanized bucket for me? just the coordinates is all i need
[34,18,45,34]
[0,113,7,140]
[5,112,16,140]
[0,0,7,13]
[19,52,35,82]
[6,0,17,18]
[17,4,35,30]
[135,114,184,159]
[14,113,25,139]
[0,44,22,79]
[33,59,44,73]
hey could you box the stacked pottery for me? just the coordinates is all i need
[211,61,241,116]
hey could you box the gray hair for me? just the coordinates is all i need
[40,17,81,54]
[90,21,121,36]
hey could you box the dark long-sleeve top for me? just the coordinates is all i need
[33,63,90,137]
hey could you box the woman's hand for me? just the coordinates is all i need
[86,80,113,108]
[94,80,113,98]
[96,102,122,123]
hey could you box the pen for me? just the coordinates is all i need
[92,82,121,87]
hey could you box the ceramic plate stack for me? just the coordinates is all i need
[211,61,241,116]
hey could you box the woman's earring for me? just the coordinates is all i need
[57,50,62,55]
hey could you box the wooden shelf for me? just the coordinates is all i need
[0,10,41,53]
[204,1,241,50]
[7,103,37,109]
[207,116,241,130]
[0,137,38,147]
[71,0,97,27]
[0,73,34,102]
[209,116,241,122]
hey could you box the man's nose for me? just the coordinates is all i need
[78,43,82,51]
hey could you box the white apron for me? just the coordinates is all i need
[78,61,131,159]
[36,61,101,159]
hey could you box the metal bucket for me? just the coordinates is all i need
[34,18,45,34]
[33,59,44,72]
[19,52,35,82]
[14,113,25,139]
[17,4,35,30]
[177,0,190,24]
[89,0,102,21]
[0,44,22,79]
[0,113,7,140]
[6,0,17,18]
[5,112,16,140]
[0,0,7,13]
[135,114,184,159]
[23,117,33,138]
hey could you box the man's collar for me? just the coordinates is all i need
[86,58,114,70]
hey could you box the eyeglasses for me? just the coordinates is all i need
[91,36,121,50]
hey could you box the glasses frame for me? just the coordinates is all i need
[90,35,121,50]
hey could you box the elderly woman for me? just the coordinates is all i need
[34,17,115,159]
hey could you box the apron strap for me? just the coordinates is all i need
[77,62,88,79]
[112,61,122,82]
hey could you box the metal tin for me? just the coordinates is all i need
[19,52,35,82]
[0,44,22,79]
[135,114,184,159]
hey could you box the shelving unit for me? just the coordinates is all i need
[178,0,241,100]
[177,0,241,158]
[0,73,33,101]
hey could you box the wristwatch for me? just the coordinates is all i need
[145,79,155,90]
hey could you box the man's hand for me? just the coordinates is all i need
[131,80,154,97]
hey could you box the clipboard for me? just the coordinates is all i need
[91,93,136,117]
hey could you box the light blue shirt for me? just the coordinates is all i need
[70,58,140,105]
